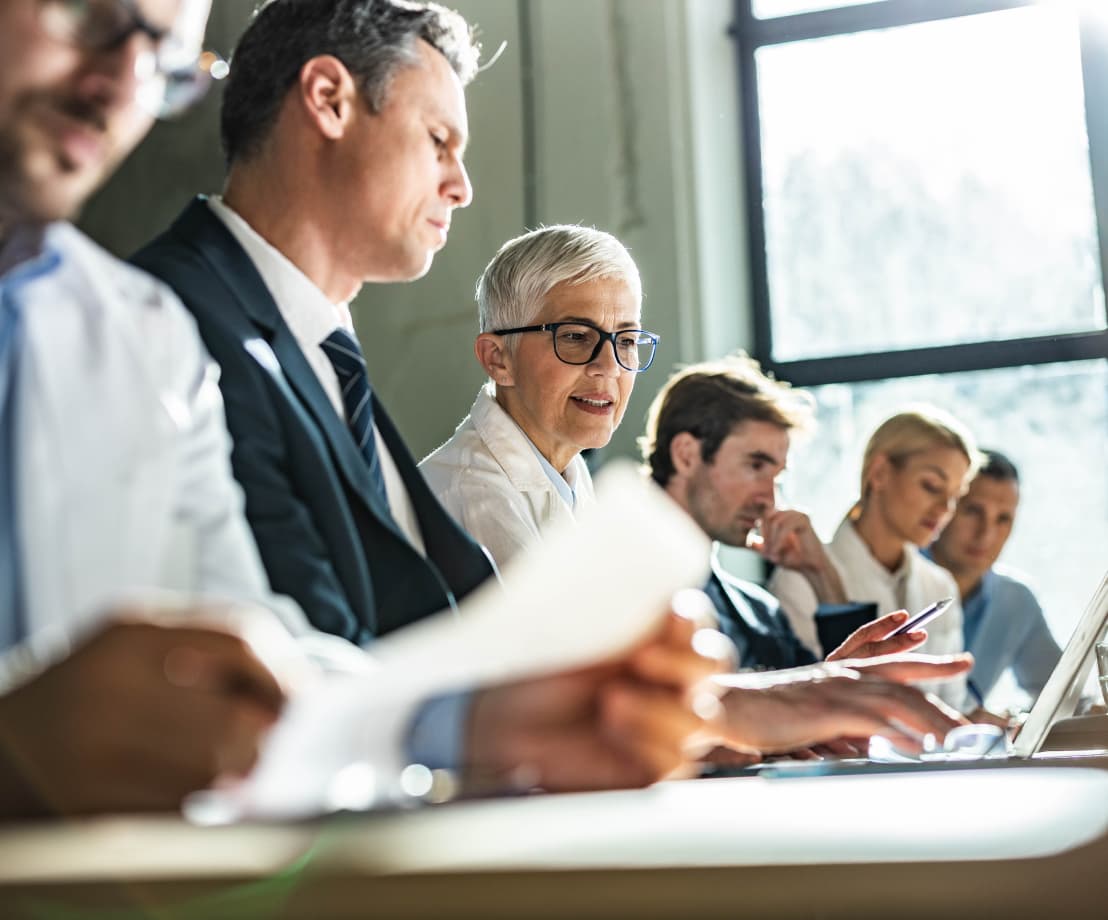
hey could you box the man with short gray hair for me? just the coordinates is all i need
[135,0,494,644]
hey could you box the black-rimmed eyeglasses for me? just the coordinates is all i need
[493,322,660,373]
[38,0,230,119]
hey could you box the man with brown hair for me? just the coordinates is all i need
[643,354,925,670]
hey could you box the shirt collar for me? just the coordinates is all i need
[523,428,576,509]
[963,566,997,608]
[922,545,995,609]
[834,518,914,589]
[207,197,353,349]
[0,224,60,287]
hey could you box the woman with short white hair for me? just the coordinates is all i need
[421,225,659,568]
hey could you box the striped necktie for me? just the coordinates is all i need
[320,327,390,508]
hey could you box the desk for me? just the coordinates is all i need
[2,766,1107,918]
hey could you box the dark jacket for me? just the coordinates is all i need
[132,197,495,643]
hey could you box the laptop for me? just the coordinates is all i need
[1010,568,1108,758]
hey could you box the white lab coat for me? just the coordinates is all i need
[420,384,595,570]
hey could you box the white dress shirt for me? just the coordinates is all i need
[207,197,426,555]
[2,221,309,676]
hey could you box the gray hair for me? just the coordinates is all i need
[477,225,643,342]
[221,0,480,165]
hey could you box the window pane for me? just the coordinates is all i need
[754,0,871,17]
[784,360,1108,656]
[758,8,1105,361]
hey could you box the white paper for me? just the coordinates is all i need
[368,461,711,696]
[187,461,710,822]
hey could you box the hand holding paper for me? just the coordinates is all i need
[191,463,724,821]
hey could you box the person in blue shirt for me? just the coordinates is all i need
[929,450,1061,705]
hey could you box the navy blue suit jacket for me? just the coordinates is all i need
[132,198,495,643]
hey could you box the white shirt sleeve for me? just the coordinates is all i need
[766,566,824,656]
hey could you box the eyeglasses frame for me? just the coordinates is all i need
[492,321,660,373]
[37,0,227,118]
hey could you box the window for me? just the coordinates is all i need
[733,0,1108,644]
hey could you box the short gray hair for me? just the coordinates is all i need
[476,225,643,339]
[222,0,480,165]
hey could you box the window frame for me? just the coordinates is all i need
[731,0,1108,386]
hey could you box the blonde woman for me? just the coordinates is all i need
[769,406,981,708]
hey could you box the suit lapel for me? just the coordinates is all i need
[709,557,761,625]
[170,199,405,538]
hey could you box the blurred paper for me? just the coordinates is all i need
[369,461,710,695]
[188,461,710,822]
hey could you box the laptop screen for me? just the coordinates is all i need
[1011,570,1108,758]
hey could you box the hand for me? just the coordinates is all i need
[756,509,847,604]
[834,651,974,684]
[463,604,732,792]
[966,707,1015,729]
[0,618,284,818]
[825,610,929,661]
[711,662,968,755]
[700,746,764,768]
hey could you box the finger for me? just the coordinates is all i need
[759,518,797,561]
[780,746,822,760]
[629,627,735,690]
[669,590,719,631]
[831,631,927,661]
[700,746,763,767]
[600,682,707,784]
[842,683,964,740]
[810,739,864,758]
[826,611,910,660]
[156,627,286,715]
[849,654,974,684]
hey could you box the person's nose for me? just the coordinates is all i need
[751,477,777,514]
[587,337,623,377]
[444,154,473,209]
[979,516,999,547]
[76,32,150,116]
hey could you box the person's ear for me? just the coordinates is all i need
[475,334,515,387]
[669,432,702,478]
[297,55,359,141]
[867,452,892,494]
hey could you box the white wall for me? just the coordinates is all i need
[353,0,754,462]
